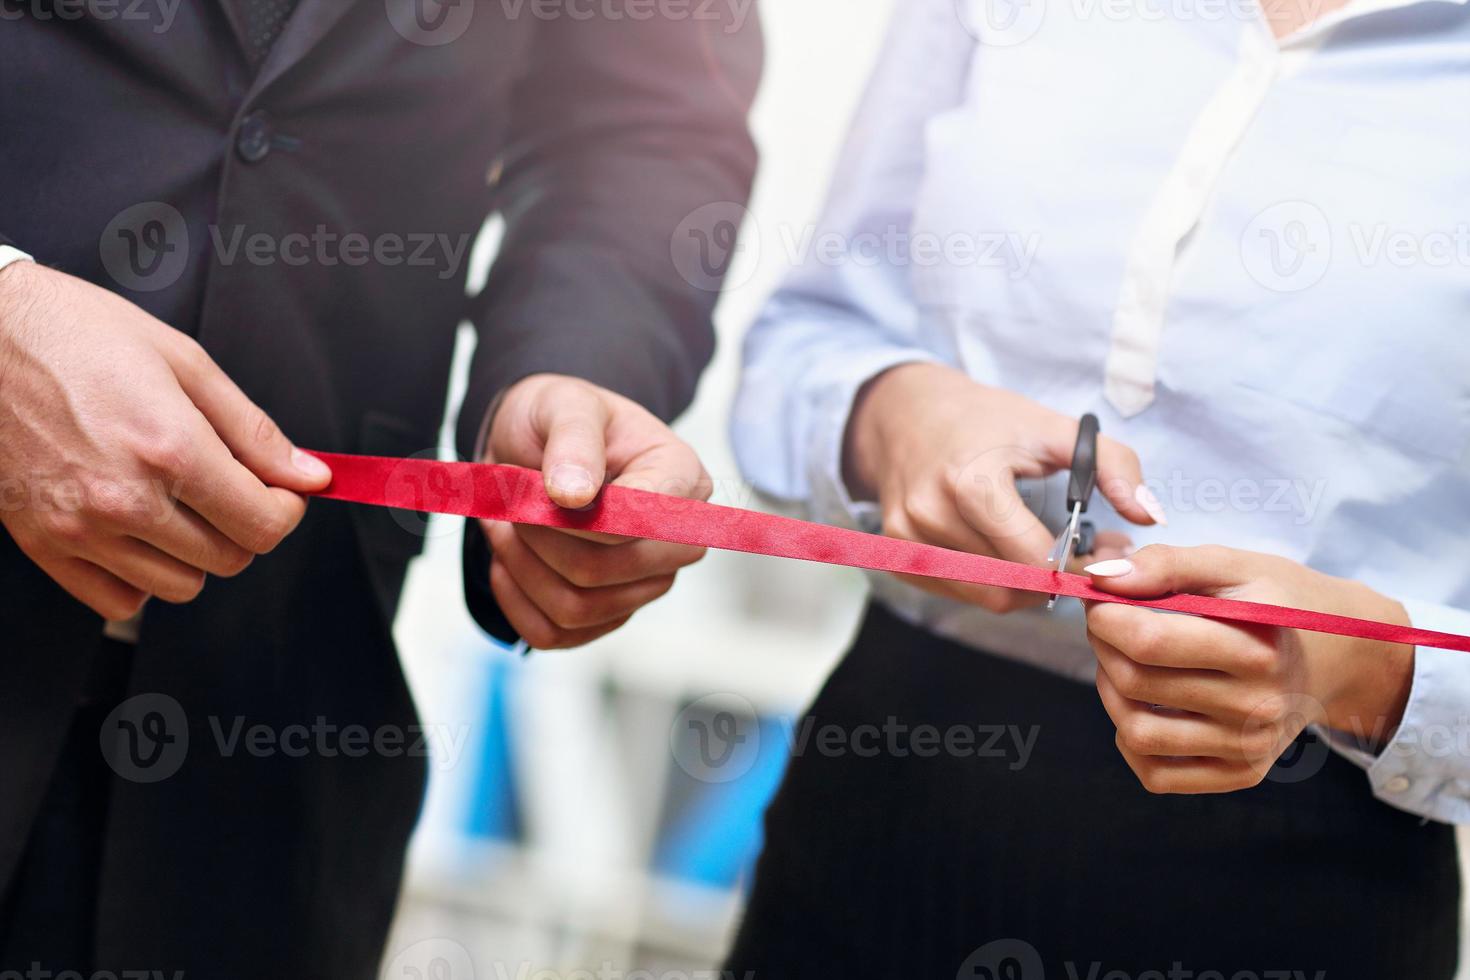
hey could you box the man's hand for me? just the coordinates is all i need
[0,264,331,620]
[843,362,1164,612]
[1083,545,1417,793]
[480,374,710,650]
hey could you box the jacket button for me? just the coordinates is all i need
[236,111,273,163]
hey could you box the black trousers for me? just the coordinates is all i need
[0,640,134,973]
[726,603,1461,979]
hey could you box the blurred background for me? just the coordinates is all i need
[382,0,895,974]
[378,1,1470,976]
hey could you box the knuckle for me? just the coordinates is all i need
[160,572,206,604]
[1237,642,1280,677]
[978,590,1017,614]
[40,510,91,546]
[561,559,604,590]
[98,589,148,621]
[247,405,284,448]
[85,480,149,528]
[136,429,194,477]
[169,332,209,368]
[216,550,254,577]
[243,508,294,554]
[1119,715,1164,755]
[902,493,950,540]
[1109,658,1145,698]
[1130,618,1168,660]
[1136,764,1174,795]
[520,619,561,651]
[548,589,599,630]
[1241,727,1279,760]
[1087,601,1125,636]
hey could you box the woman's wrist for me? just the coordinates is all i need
[842,362,935,502]
[1312,584,1416,745]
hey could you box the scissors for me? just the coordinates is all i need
[1046,412,1099,609]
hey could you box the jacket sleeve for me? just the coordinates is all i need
[458,2,763,643]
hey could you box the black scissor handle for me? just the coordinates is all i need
[1067,413,1100,514]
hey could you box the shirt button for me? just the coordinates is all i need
[1383,775,1412,795]
[236,111,273,164]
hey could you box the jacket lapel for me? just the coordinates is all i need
[248,0,358,96]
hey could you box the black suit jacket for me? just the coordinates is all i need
[0,2,759,974]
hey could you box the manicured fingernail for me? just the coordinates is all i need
[1084,559,1134,578]
[1135,484,1168,526]
[548,464,596,501]
[292,448,331,481]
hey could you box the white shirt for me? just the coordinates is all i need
[732,0,1470,822]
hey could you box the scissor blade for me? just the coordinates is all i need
[1046,503,1082,609]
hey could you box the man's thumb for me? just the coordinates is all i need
[537,384,609,509]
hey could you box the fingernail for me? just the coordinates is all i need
[548,464,596,501]
[292,449,331,482]
[1084,559,1134,578]
[1134,484,1168,526]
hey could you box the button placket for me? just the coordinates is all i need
[1103,25,1282,417]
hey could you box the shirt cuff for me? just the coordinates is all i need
[806,348,941,534]
[0,245,34,278]
[1318,598,1470,824]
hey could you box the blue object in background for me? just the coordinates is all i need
[653,713,791,890]
[463,649,523,843]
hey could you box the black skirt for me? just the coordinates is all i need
[725,603,1461,979]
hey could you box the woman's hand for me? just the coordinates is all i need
[1083,545,1417,792]
[843,363,1164,612]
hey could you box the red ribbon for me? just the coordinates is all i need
[307,452,1470,653]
